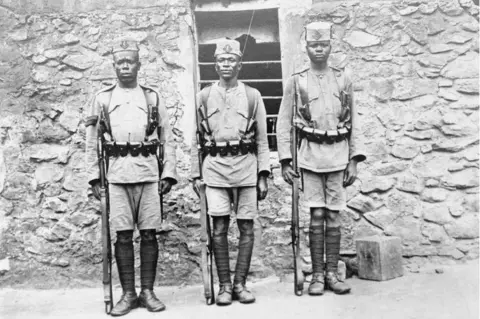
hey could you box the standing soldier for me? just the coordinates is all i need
[191,38,270,306]
[277,22,366,296]
[85,40,178,316]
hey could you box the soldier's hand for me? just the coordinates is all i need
[343,160,358,187]
[159,178,173,195]
[281,161,299,185]
[91,182,101,200]
[257,176,268,200]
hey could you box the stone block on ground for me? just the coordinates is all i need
[356,235,403,281]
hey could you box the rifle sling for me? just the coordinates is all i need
[100,85,161,141]
[199,83,258,138]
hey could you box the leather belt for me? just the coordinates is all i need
[295,125,350,145]
[104,141,159,157]
[202,140,257,157]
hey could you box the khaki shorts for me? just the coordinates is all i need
[302,169,346,211]
[205,186,257,220]
[109,182,161,232]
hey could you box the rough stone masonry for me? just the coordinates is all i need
[0,0,478,288]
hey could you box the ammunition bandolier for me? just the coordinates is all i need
[197,84,258,157]
[294,66,352,145]
[85,84,162,158]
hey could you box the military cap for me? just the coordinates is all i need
[214,38,243,58]
[305,21,332,42]
[111,39,140,54]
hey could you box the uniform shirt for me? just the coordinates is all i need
[190,81,270,187]
[86,84,178,185]
[276,67,365,172]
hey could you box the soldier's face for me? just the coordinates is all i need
[215,53,242,80]
[113,51,141,84]
[306,41,331,63]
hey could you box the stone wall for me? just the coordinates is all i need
[0,0,479,288]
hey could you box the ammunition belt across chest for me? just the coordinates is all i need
[202,140,257,157]
[104,141,159,158]
[295,124,350,145]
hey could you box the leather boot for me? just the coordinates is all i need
[308,273,325,296]
[325,271,351,294]
[233,283,255,304]
[325,226,350,294]
[216,284,233,306]
[138,289,166,312]
[111,291,139,317]
[139,229,165,312]
[111,231,137,317]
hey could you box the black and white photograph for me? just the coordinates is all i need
[0,0,479,318]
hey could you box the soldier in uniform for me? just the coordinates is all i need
[85,40,178,316]
[277,22,366,296]
[191,39,270,305]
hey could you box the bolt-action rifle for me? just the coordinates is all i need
[292,76,305,296]
[152,105,164,223]
[191,50,214,305]
[195,100,215,305]
[97,114,113,314]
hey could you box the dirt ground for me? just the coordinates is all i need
[1,260,478,319]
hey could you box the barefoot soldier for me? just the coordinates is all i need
[85,39,178,316]
[277,22,366,296]
[191,38,270,306]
